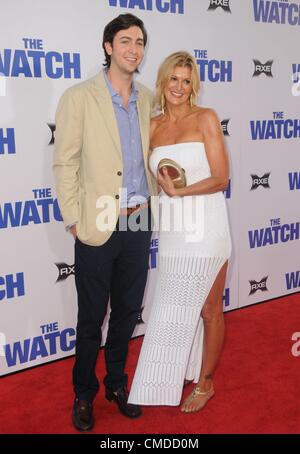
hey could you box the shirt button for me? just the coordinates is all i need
[117,171,122,176]
[115,195,119,199]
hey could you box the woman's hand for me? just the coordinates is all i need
[157,167,178,197]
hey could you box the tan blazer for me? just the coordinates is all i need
[53,71,157,246]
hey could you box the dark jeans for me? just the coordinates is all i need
[73,210,152,402]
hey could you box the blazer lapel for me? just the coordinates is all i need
[137,90,150,164]
[90,72,122,157]
[89,72,150,165]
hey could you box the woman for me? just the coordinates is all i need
[128,51,232,413]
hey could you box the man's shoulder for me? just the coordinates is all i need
[136,81,153,100]
[59,72,103,101]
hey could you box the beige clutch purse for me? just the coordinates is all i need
[158,158,186,189]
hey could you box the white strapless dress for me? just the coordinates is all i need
[128,142,232,406]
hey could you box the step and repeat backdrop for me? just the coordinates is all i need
[0,0,299,375]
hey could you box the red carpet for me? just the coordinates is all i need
[1,294,299,434]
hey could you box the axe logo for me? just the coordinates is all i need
[136,307,145,325]
[249,276,268,295]
[208,0,231,12]
[253,60,273,77]
[47,123,56,145]
[221,119,230,136]
[55,263,75,282]
[250,173,271,190]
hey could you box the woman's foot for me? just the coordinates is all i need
[180,382,215,413]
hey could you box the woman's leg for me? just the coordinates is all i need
[181,260,228,412]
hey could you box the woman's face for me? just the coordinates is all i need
[164,65,193,108]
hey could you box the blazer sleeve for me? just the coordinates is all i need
[53,88,83,228]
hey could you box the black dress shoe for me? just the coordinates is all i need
[184,379,193,387]
[105,386,142,418]
[72,398,94,431]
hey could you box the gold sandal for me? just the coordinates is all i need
[181,385,215,413]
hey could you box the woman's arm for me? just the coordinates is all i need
[157,109,229,197]
[149,118,162,193]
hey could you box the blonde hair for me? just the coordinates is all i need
[154,51,200,113]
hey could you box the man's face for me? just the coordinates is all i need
[105,26,145,75]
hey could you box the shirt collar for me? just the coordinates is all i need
[103,70,139,103]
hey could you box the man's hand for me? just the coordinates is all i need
[70,225,77,240]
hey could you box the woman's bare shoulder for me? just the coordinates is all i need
[151,114,165,125]
[150,114,165,135]
[194,106,216,118]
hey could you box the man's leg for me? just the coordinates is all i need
[104,211,152,391]
[73,234,120,402]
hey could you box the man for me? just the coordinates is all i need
[53,14,156,431]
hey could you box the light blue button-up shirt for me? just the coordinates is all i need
[104,71,149,208]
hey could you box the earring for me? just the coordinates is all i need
[190,94,193,107]
[161,95,165,115]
